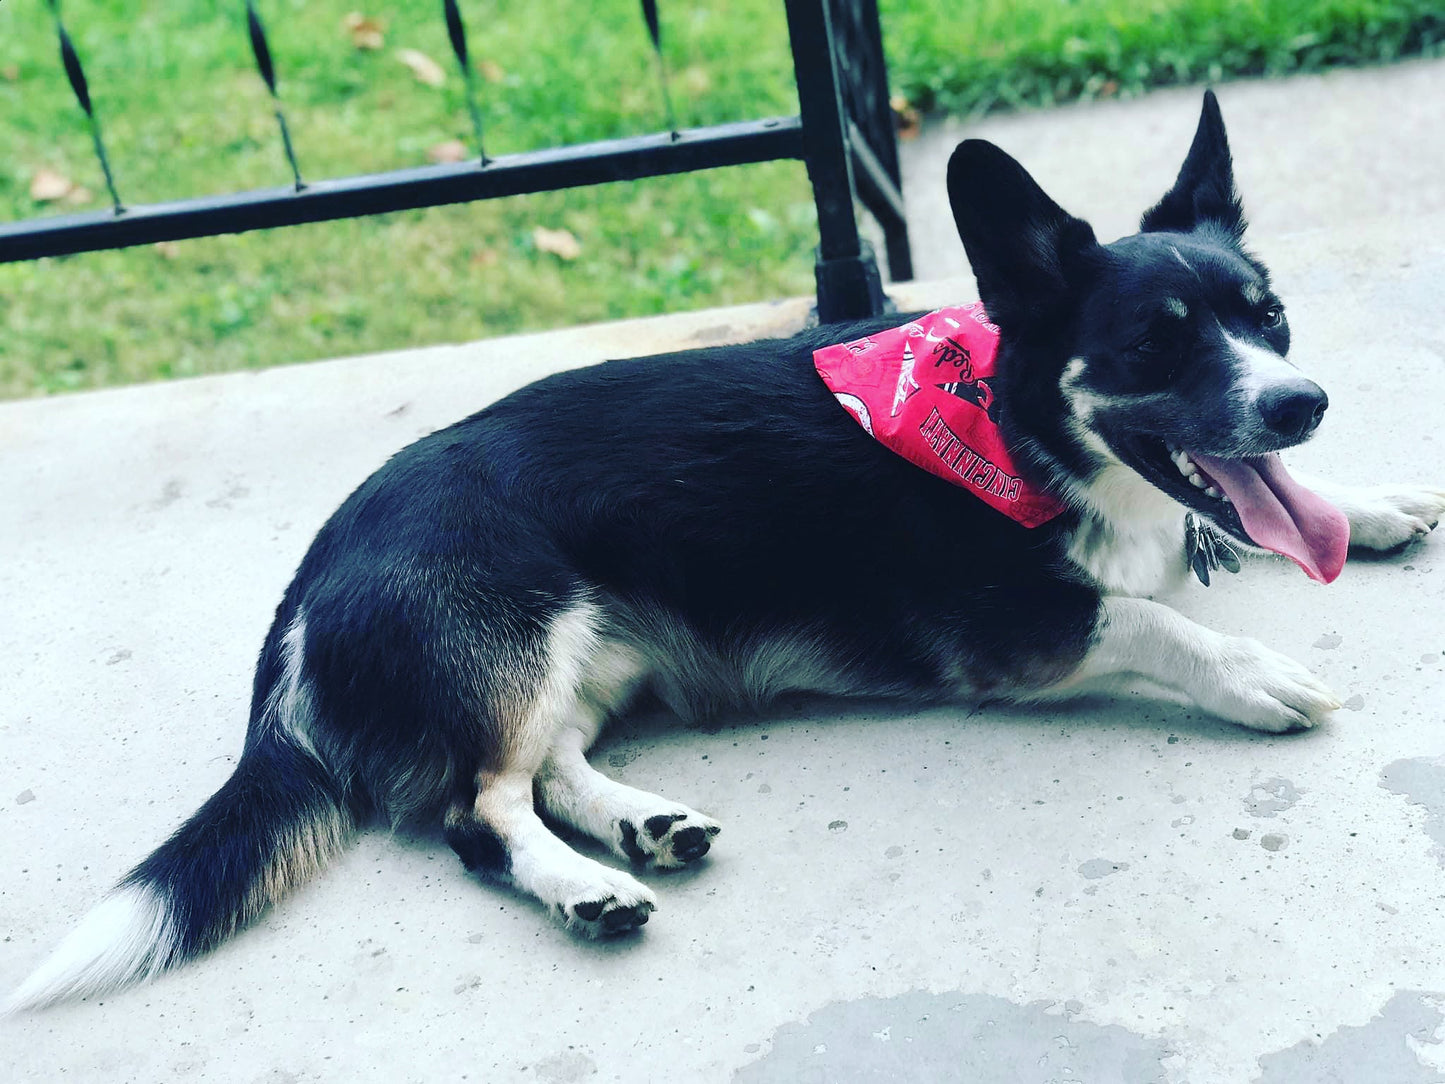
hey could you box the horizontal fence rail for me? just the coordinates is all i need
[3,0,911,322]
[0,119,803,261]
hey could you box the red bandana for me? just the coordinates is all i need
[814,304,1066,528]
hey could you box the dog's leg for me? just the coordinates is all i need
[536,725,721,869]
[526,635,721,869]
[1294,471,1445,552]
[446,776,657,937]
[443,605,657,937]
[1035,596,1340,732]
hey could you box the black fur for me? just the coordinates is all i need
[618,821,647,864]
[444,817,511,876]
[1141,89,1246,238]
[123,733,350,959]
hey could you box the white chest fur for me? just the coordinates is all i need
[1064,461,1191,597]
[1067,512,1190,597]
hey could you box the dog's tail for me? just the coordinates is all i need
[3,730,352,1012]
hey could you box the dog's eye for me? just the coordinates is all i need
[1133,337,1161,355]
[1262,306,1284,328]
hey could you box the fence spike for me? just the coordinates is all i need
[639,0,679,140]
[244,0,304,191]
[47,1,124,213]
[442,0,489,164]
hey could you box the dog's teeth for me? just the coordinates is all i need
[1174,452,1196,476]
[1205,486,1222,499]
[1189,472,1205,489]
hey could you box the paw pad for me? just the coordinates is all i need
[568,895,654,936]
[644,813,686,838]
[669,825,713,863]
[619,811,721,868]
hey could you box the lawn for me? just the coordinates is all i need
[1,0,1441,397]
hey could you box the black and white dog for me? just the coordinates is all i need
[9,91,1444,1010]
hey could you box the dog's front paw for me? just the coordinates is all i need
[558,869,657,938]
[1201,636,1342,732]
[618,809,721,870]
[1344,484,1445,551]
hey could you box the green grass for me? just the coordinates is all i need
[885,0,1445,114]
[0,0,815,396]
[1,0,1442,397]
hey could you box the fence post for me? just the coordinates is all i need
[783,0,886,324]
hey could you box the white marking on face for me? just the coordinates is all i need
[1242,281,1265,307]
[1221,326,1299,403]
[1164,297,1188,318]
[1059,356,1105,422]
[1168,246,1199,277]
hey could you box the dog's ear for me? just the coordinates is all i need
[1140,89,1245,237]
[948,139,1098,331]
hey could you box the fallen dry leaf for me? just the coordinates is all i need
[427,139,469,164]
[62,184,92,205]
[397,48,446,87]
[533,226,582,261]
[890,94,921,141]
[29,167,74,202]
[1,64,20,83]
[682,66,710,95]
[478,58,504,84]
[342,13,386,51]
[154,241,181,260]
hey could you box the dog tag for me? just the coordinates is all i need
[1185,513,1242,586]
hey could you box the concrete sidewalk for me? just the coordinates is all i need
[898,54,1445,279]
[4,60,1445,1083]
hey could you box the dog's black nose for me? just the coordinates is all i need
[1259,382,1328,440]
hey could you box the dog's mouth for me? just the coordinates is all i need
[1123,437,1350,583]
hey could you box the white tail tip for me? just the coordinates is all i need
[4,884,178,1013]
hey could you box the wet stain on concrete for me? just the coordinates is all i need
[16,788,35,805]
[532,1050,598,1082]
[453,973,482,994]
[1078,858,1130,879]
[149,478,184,511]
[105,647,131,665]
[1260,833,1288,852]
[734,990,1169,1083]
[1246,778,1303,818]
[1313,633,1343,650]
[1255,990,1445,1083]
[205,481,251,510]
[1380,756,1445,865]
[1343,694,1365,711]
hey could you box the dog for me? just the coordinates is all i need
[8,90,1445,1011]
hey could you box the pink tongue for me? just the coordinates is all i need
[1190,452,1350,583]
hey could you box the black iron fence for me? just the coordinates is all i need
[1,0,911,323]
